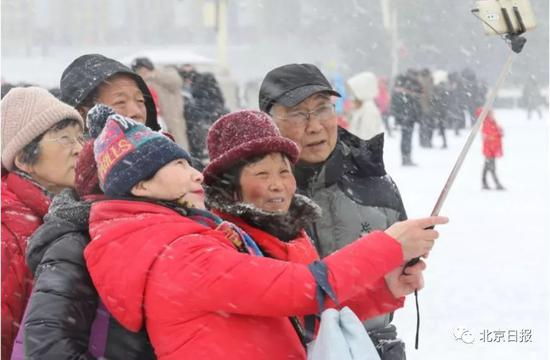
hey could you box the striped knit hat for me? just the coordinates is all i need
[94,112,190,196]
[1,87,84,171]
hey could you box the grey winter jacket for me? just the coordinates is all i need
[294,128,407,331]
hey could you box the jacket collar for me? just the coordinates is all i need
[5,171,52,218]
[294,128,387,191]
[205,186,321,242]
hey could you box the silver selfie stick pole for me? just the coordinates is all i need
[429,52,515,216]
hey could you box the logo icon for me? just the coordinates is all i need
[453,327,475,344]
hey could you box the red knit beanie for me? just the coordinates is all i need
[74,140,101,197]
[74,104,115,197]
[203,110,299,185]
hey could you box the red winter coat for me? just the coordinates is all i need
[85,200,404,360]
[478,108,503,158]
[1,172,51,359]
[375,78,390,115]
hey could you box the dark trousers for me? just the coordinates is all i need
[401,123,414,165]
[482,157,503,188]
[400,124,414,163]
[419,116,434,148]
[438,124,447,148]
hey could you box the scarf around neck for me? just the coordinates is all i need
[205,185,322,242]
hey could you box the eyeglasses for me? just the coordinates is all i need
[276,104,336,126]
[42,134,86,148]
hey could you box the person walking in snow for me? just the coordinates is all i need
[1,87,84,359]
[391,72,423,166]
[417,68,435,148]
[430,70,451,149]
[83,110,446,359]
[375,77,393,136]
[346,71,384,140]
[521,76,545,120]
[479,108,505,190]
[447,72,467,136]
[21,105,156,359]
[259,63,411,358]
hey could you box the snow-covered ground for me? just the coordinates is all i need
[385,108,549,359]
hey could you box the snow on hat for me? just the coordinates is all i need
[93,112,190,196]
[1,86,84,171]
[203,110,299,185]
[86,104,116,139]
[59,53,160,131]
[259,63,341,113]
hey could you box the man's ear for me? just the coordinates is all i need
[130,180,150,197]
[14,154,33,174]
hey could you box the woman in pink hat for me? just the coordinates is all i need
[1,87,84,358]
[200,110,446,359]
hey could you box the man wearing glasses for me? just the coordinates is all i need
[259,63,408,359]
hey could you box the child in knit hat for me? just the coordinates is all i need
[92,110,201,205]
[84,110,446,360]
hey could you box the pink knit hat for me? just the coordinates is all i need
[203,110,299,185]
[1,87,83,171]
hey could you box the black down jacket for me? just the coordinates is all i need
[24,190,156,360]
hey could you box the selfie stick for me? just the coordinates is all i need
[428,52,515,218]
[406,5,529,350]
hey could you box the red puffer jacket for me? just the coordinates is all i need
[478,108,503,158]
[216,212,320,263]
[85,200,405,360]
[217,213,405,334]
[1,172,51,359]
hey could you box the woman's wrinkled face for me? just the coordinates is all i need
[131,158,206,209]
[18,122,84,194]
[238,153,296,213]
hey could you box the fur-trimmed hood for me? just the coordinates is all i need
[205,185,321,241]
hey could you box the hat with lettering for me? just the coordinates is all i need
[93,112,190,196]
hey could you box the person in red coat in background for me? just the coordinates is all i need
[1,87,84,358]
[478,108,505,190]
[375,77,393,136]
[84,110,447,360]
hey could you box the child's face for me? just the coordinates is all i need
[132,158,205,209]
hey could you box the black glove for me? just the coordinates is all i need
[368,324,406,360]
